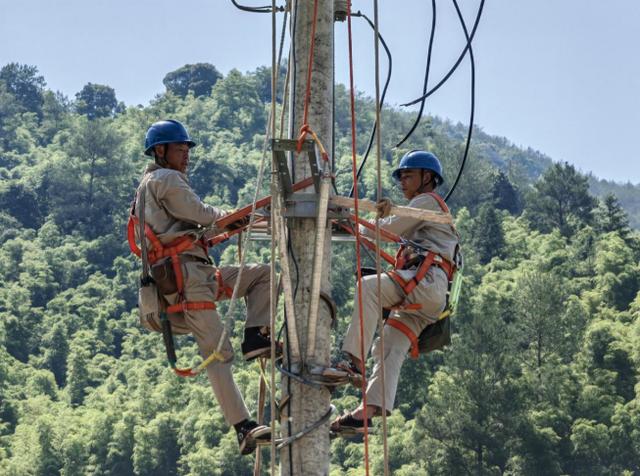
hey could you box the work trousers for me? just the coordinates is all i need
[341,267,448,414]
[143,261,271,425]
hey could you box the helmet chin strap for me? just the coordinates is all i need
[418,170,436,194]
[154,145,169,168]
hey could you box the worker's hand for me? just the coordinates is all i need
[225,215,251,231]
[375,197,393,219]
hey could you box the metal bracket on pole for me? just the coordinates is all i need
[271,138,320,218]
[271,138,350,220]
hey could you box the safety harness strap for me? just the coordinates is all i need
[215,269,234,301]
[386,318,419,359]
[166,301,217,314]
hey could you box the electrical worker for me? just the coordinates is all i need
[133,119,274,454]
[325,150,460,434]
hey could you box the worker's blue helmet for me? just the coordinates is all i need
[392,150,444,186]
[144,119,196,156]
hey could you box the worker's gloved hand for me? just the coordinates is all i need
[225,215,251,231]
[375,197,393,219]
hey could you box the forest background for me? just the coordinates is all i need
[0,61,639,475]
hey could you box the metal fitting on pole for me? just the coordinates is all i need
[334,0,348,22]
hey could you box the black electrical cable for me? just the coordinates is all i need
[230,0,275,13]
[401,0,484,107]
[445,0,475,202]
[347,11,393,198]
[395,0,436,148]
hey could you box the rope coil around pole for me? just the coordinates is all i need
[372,1,390,473]
[276,405,335,450]
[346,3,370,474]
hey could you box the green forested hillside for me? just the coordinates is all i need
[0,62,639,475]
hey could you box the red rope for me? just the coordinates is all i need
[347,2,370,474]
[296,0,320,152]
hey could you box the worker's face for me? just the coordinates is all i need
[397,169,432,200]
[157,143,190,173]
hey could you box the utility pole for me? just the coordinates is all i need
[279,1,334,475]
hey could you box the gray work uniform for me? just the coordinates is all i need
[341,192,459,414]
[134,163,270,425]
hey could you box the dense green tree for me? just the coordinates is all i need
[526,162,597,237]
[46,117,132,237]
[0,62,45,116]
[163,63,222,98]
[1,63,639,475]
[513,271,566,389]
[471,204,505,264]
[133,412,181,476]
[39,90,70,144]
[0,182,42,228]
[75,82,122,120]
[491,170,522,214]
[41,321,70,386]
[595,193,631,238]
[104,412,137,476]
[251,63,287,103]
[210,69,266,141]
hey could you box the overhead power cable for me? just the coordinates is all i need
[445,0,476,201]
[395,0,437,148]
[348,11,393,198]
[401,0,485,107]
[230,0,284,13]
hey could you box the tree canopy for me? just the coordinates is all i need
[163,63,223,98]
[1,61,639,475]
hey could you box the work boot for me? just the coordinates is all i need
[235,419,271,455]
[329,412,373,436]
[320,354,364,387]
[241,326,282,361]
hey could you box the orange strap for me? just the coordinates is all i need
[127,214,206,264]
[386,318,419,359]
[214,269,234,301]
[166,301,217,314]
[387,251,456,311]
[128,213,216,315]
[424,191,450,214]
[386,270,423,311]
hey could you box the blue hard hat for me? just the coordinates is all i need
[144,119,196,156]
[392,150,444,185]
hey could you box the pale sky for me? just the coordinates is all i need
[1,0,639,184]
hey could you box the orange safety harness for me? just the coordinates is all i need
[344,192,458,359]
[128,176,315,376]
[127,214,218,315]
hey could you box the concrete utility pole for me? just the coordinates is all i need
[280,1,334,475]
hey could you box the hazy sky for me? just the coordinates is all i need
[1,0,639,184]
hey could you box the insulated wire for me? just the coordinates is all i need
[348,11,393,198]
[445,0,476,202]
[230,0,274,13]
[401,0,485,107]
[395,0,437,148]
